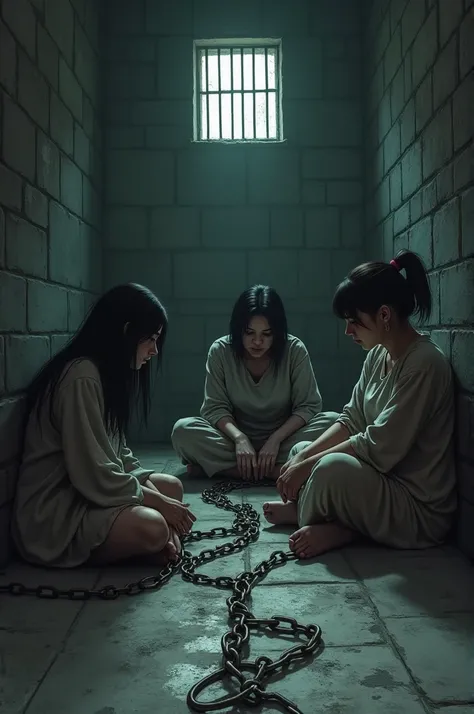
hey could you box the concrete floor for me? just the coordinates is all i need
[1,446,473,714]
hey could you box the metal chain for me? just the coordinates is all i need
[0,480,323,713]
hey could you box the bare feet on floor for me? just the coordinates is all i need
[148,529,181,566]
[262,500,298,525]
[169,527,182,556]
[150,543,176,565]
[289,523,357,559]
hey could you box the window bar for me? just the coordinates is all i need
[217,48,222,139]
[198,44,280,141]
[265,48,269,139]
[230,49,234,140]
[196,50,201,140]
[205,49,210,140]
[252,48,256,140]
[240,47,245,139]
[275,47,280,139]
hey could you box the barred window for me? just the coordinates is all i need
[194,39,283,142]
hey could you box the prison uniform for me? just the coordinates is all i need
[172,335,338,477]
[12,359,154,567]
[295,336,456,548]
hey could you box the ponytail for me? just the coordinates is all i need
[333,249,432,324]
[393,250,432,322]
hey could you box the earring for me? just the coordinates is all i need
[384,321,390,332]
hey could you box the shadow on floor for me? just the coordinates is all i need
[1,447,473,714]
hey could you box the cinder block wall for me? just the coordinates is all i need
[104,0,366,443]
[0,0,104,563]
[364,0,474,558]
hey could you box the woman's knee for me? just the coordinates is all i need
[171,416,204,455]
[148,472,184,500]
[171,417,191,445]
[171,419,189,442]
[168,474,184,500]
[131,508,170,553]
[297,455,357,527]
[307,453,360,491]
[94,506,170,562]
[289,440,312,459]
[301,453,370,516]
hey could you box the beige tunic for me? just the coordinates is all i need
[12,359,154,567]
[172,335,338,476]
[201,335,323,439]
[295,336,457,547]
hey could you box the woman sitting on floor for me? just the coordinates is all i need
[12,284,196,568]
[263,250,456,558]
[172,284,337,480]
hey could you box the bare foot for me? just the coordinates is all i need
[186,464,204,477]
[165,538,179,561]
[262,500,298,525]
[289,523,357,559]
[169,527,182,556]
[146,539,178,566]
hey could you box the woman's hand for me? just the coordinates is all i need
[280,448,307,477]
[153,493,196,535]
[276,459,312,502]
[257,435,281,480]
[235,435,257,480]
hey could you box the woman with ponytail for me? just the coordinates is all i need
[263,251,456,558]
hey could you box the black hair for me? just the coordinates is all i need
[24,283,168,441]
[332,249,432,325]
[229,284,288,366]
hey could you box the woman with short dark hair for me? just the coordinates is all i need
[263,251,456,558]
[172,284,337,480]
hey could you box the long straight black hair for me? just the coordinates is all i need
[24,283,168,440]
[229,284,288,366]
[332,250,432,325]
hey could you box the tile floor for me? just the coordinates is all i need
[1,446,473,714]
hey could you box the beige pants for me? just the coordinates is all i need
[291,441,450,549]
[171,412,340,478]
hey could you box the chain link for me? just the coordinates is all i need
[0,480,323,713]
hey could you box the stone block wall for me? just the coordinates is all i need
[364,0,474,558]
[103,0,366,442]
[0,0,103,565]
[1,0,472,564]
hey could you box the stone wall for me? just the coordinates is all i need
[0,0,104,565]
[364,0,474,558]
[103,0,366,442]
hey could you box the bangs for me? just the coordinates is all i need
[332,278,362,322]
[135,302,168,342]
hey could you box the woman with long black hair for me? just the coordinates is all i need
[12,283,195,568]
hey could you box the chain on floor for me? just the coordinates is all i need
[0,481,323,714]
